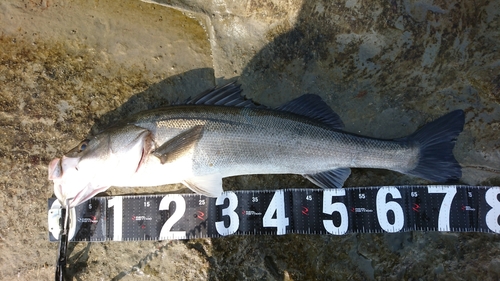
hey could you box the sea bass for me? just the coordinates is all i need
[48,83,465,207]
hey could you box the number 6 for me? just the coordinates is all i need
[376,187,404,232]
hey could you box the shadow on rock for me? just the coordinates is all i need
[89,67,217,135]
[207,2,380,280]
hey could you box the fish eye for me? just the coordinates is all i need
[65,139,91,155]
[79,140,89,152]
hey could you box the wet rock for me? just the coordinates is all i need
[1,0,500,280]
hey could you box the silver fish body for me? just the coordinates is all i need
[132,106,416,177]
[49,83,464,207]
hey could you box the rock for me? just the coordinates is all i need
[1,0,499,279]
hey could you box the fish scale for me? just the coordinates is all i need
[132,106,417,176]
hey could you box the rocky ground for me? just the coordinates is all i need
[1,0,499,280]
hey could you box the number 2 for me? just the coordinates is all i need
[159,195,186,239]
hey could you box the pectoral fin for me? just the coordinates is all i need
[152,125,204,164]
[182,174,223,197]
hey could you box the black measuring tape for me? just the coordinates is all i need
[47,185,500,242]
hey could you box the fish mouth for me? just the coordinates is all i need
[70,184,110,208]
[48,156,81,180]
[52,179,99,208]
[49,156,109,207]
[48,158,62,180]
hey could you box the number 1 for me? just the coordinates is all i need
[108,197,123,241]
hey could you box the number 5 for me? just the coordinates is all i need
[323,189,348,235]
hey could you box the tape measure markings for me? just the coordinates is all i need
[47,185,500,242]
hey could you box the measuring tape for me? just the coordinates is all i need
[47,185,500,242]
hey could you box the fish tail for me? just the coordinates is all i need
[403,110,465,182]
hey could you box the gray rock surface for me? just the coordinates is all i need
[1,0,499,279]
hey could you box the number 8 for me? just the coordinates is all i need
[486,187,500,234]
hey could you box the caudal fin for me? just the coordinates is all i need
[404,110,465,182]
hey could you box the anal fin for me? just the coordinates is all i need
[182,174,223,197]
[303,168,351,188]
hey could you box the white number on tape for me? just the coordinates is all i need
[215,191,239,236]
[159,194,186,239]
[485,187,500,234]
[108,197,123,241]
[322,189,348,235]
[428,186,456,231]
[263,190,289,235]
[376,187,404,232]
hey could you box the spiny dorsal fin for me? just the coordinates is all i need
[186,84,343,129]
[185,82,261,108]
[276,94,344,130]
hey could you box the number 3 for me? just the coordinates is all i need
[216,191,239,236]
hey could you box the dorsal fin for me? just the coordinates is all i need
[185,82,261,108]
[276,94,344,130]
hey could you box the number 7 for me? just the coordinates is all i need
[428,186,456,231]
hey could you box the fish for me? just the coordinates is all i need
[48,83,465,207]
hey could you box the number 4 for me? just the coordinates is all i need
[263,190,289,235]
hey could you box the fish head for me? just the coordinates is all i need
[48,125,153,208]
